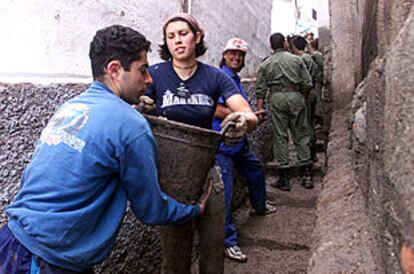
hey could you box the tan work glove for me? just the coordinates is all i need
[136,95,155,113]
[220,112,248,146]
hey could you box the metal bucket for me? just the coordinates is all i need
[145,115,222,203]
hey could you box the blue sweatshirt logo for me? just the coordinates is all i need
[40,103,89,153]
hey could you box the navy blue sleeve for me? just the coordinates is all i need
[119,126,200,225]
[217,70,240,101]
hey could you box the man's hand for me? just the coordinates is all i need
[220,112,248,146]
[254,110,267,124]
[135,95,155,113]
[197,177,213,214]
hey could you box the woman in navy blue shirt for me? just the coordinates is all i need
[143,13,259,274]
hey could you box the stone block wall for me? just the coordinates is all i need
[328,0,365,109]
[312,0,414,272]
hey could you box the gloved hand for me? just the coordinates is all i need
[136,95,155,113]
[220,112,248,146]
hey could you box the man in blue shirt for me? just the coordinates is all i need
[0,25,210,273]
[212,38,277,263]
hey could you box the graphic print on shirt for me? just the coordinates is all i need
[161,89,214,108]
[40,103,89,153]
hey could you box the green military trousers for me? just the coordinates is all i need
[268,92,312,168]
[307,89,319,149]
[313,80,324,119]
[160,166,225,274]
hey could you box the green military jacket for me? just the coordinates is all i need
[301,53,318,84]
[256,48,312,99]
[311,51,323,83]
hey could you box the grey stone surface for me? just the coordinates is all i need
[0,83,86,224]
[329,0,365,109]
[308,108,383,274]
[352,102,367,144]
[383,1,414,255]
[321,1,414,272]
[377,0,414,56]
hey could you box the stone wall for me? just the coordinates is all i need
[311,0,414,272]
[328,0,365,109]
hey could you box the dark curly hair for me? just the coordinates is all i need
[269,33,285,51]
[89,25,151,80]
[292,35,308,51]
[159,18,207,61]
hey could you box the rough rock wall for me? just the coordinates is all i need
[361,0,378,77]
[377,0,414,56]
[0,84,85,225]
[329,0,365,109]
[381,4,414,269]
[314,0,414,272]
[0,82,261,273]
[352,1,414,272]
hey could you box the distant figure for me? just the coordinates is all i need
[308,38,325,125]
[291,35,321,166]
[305,32,315,43]
[256,32,313,191]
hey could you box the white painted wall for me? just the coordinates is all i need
[0,0,273,84]
[271,0,297,35]
[271,0,330,36]
[0,0,182,83]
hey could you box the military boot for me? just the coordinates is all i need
[310,145,318,163]
[301,165,314,189]
[271,168,291,191]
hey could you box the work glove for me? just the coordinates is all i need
[136,95,155,113]
[220,112,248,146]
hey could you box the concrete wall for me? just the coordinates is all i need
[0,0,272,84]
[192,0,273,77]
[0,0,182,83]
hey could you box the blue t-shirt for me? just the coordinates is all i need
[212,65,248,155]
[6,81,199,271]
[146,61,240,129]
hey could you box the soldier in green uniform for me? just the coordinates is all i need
[291,35,320,162]
[308,38,324,124]
[256,32,314,190]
